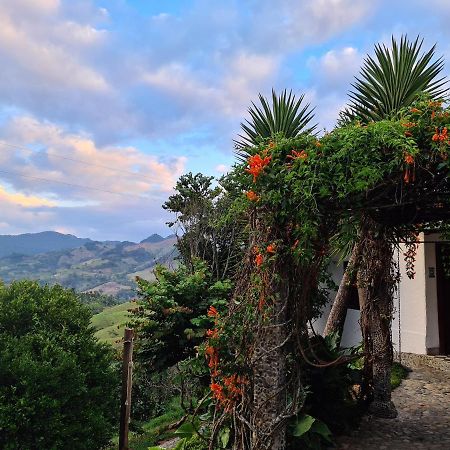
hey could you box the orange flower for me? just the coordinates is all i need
[404,169,410,184]
[255,253,263,267]
[207,306,219,317]
[210,383,225,401]
[245,152,272,182]
[404,131,412,137]
[410,108,421,113]
[268,141,276,149]
[287,149,308,161]
[206,329,218,338]
[429,101,442,108]
[404,153,414,165]
[432,127,448,142]
[266,243,276,254]
[315,140,322,147]
[402,122,416,128]
[246,190,259,201]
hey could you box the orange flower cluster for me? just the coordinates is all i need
[266,243,276,254]
[210,375,247,409]
[429,101,442,108]
[432,127,448,142]
[245,152,272,182]
[207,305,218,317]
[410,108,421,113]
[402,122,416,128]
[287,149,308,161]
[255,253,264,267]
[206,344,219,376]
[404,153,414,165]
[246,190,259,201]
[206,306,220,376]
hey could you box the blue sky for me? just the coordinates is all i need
[1,0,450,241]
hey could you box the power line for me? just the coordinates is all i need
[0,141,158,183]
[0,168,147,199]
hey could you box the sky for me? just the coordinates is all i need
[1,0,450,241]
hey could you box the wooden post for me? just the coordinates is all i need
[119,328,134,450]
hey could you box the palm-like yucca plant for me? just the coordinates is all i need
[235,89,316,153]
[347,35,447,122]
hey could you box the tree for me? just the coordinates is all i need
[325,35,447,338]
[327,36,448,417]
[235,89,316,150]
[348,35,446,122]
[164,172,246,280]
[0,281,118,450]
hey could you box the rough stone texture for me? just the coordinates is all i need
[336,364,450,449]
[398,352,450,372]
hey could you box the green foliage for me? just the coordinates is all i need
[348,35,446,122]
[301,336,363,437]
[236,89,316,150]
[0,280,118,450]
[391,362,409,389]
[132,261,232,372]
[164,172,245,280]
[78,290,122,314]
[291,414,332,450]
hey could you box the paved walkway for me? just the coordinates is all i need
[336,365,450,449]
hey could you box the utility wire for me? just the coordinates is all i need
[0,141,158,183]
[0,168,147,199]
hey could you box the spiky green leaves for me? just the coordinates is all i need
[236,89,316,150]
[348,36,447,122]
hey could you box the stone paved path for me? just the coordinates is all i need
[336,365,450,449]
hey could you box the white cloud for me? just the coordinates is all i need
[0,116,187,202]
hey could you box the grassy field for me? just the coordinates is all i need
[91,301,133,346]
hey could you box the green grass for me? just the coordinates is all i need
[107,397,184,450]
[391,362,409,389]
[90,302,133,347]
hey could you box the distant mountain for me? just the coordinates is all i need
[0,231,91,258]
[0,233,178,299]
[140,233,165,244]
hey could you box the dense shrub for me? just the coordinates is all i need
[0,281,118,450]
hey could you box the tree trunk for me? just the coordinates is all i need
[251,266,289,450]
[323,241,362,339]
[358,215,397,418]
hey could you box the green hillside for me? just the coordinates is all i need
[91,302,133,347]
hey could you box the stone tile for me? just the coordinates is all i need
[336,366,450,449]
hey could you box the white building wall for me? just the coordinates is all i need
[392,237,427,355]
[315,233,435,355]
[312,260,362,349]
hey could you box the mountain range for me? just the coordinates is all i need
[0,231,177,299]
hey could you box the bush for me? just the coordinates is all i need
[0,281,118,450]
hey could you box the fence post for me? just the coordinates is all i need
[119,328,134,450]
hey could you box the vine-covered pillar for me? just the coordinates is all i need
[358,215,397,418]
[251,257,289,450]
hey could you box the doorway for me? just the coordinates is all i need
[435,243,450,355]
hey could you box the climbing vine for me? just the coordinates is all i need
[197,96,450,449]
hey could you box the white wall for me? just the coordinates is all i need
[312,260,362,348]
[392,237,427,355]
[315,233,435,355]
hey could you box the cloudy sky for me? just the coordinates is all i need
[1,0,450,241]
